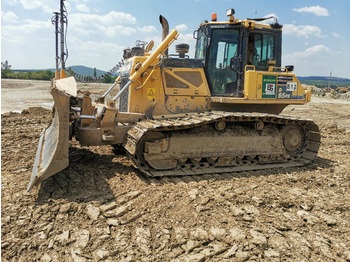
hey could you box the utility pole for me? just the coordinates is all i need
[328,69,332,90]
[60,0,67,79]
[52,0,68,79]
[53,12,60,80]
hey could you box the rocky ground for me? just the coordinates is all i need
[1,81,350,261]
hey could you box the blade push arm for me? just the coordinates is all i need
[111,29,179,102]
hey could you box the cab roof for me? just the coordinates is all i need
[199,10,283,31]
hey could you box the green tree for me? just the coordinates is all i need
[1,60,11,70]
[103,75,113,83]
[1,60,12,78]
[93,67,97,77]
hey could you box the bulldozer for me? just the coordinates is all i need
[28,9,321,191]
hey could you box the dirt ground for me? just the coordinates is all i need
[1,79,112,114]
[1,79,350,261]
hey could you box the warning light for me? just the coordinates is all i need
[211,13,217,22]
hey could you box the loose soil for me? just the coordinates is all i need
[1,79,350,261]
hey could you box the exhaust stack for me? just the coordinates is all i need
[159,15,169,57]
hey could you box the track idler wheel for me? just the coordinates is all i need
[137,132,177,170]
[282,125,306,157]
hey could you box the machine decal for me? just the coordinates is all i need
[277,75,293,85]
[292,95,304,99]
[262,75,277,98]
[147,88,156,101]
[276,76,296,99]
[286,82,297,92]
[277,86,292,99]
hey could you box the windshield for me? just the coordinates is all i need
[207,28,239,96]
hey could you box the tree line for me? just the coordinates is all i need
[2,61,55,80]
[1,61,116,83]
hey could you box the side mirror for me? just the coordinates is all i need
[230,57,240,71]
[193,30,198,39]
[285,65,294,72]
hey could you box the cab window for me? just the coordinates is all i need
[248,33,275,68]
[195,29,207,60]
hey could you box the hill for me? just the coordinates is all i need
[298,76,350,88]
[12,65,109,77]
[67,65,108,77]
[6,65,118,82]
[10,65,350,87]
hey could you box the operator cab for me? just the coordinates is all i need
[194,9,282,97]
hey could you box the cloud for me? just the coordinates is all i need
[285,45,330,60]
[19,0,56,13]
[2,19,51,42]
[1,11,19,23]
[332,32,340,38]
[137,26,158,33]
[67,37,125,70]
[283,24,322,39]
[6,0,18,5]
[69,11,138,37]
[106,25,137,37]
[75,4,90,13]
[293,5,329,17]
[283,45,332,76]
[175,24,188,32]
[69,11,136,35]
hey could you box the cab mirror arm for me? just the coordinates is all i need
[230,56,242,74]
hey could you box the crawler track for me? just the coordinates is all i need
[124,111,320,177]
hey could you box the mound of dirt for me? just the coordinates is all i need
[1,101,350,261]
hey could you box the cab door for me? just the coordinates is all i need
[205,28,241,97]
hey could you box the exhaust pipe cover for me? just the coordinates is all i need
[159,15,169,56]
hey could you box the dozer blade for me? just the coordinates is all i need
[28,77,77,191]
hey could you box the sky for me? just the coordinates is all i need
[1,0,350,78]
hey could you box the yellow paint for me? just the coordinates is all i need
[162,68,210,97]
[205,19,281,31]
[127,56,210,116]
[209,97,308,105]
[243,67,308,103]
[123,26,307,117]
[147,87,156,101]
[129,29,179,83]
[60,69,65,79]
[127,54,309,116]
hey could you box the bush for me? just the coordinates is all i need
[2,70,55,80]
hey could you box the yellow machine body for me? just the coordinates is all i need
[124,57,211,116]
[28,11,320,191]
[120,56,310,117]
